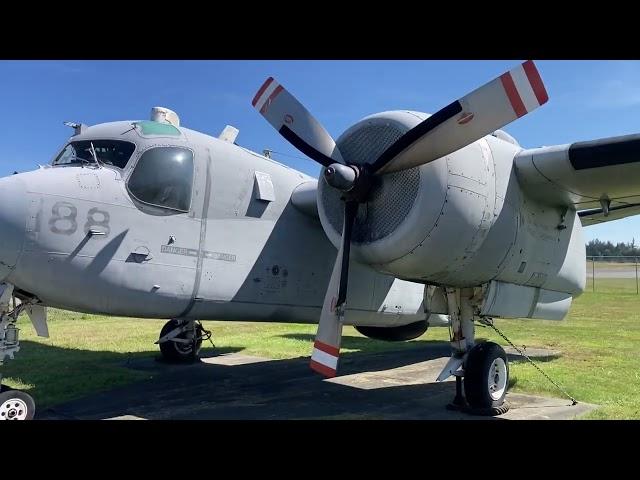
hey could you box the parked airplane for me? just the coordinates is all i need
[2,61,637,420]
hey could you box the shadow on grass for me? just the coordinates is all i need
[28,341,507,421]
[4,335,562,420]
[507,354,562,364]
[1,340,244,409]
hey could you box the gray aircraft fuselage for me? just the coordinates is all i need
[0,112,590,329]
[0,120,427,328]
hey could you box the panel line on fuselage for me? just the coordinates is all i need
[179,148,213,318]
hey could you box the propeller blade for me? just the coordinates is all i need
[310,201,358,378]
[252,77,344,167]
[371,60,548,174]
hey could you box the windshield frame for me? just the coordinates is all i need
[51,139,137,170]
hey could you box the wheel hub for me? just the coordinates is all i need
[488,358,507,400]
[1,398,27,420]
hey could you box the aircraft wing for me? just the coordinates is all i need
[515,133,640,224]
[293,133,640,226]
[578,203,640,226]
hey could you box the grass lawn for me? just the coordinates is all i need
[2,279,639,419]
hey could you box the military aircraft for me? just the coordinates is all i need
[1,60,638,420]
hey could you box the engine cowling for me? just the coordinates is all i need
[317,110,507,286]
[355,320,428,342]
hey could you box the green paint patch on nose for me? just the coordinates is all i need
[135,120,181,136]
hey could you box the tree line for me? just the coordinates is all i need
[586,239,640,259]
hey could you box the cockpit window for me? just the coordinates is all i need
[127,147,194,212]
[52,140,135,169]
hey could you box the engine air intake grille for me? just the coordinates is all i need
[320,121,420,244]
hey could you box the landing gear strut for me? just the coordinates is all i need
[438,287,510,416]
[156,319,212,363]
[0,283,37,421]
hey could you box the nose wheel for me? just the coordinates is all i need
[1,283,37,420]
[0,387,35,421]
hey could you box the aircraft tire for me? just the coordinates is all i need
[0,388,35,420]
[464,341,509,410]
[159,319,203,363]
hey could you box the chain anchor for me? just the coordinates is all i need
[481,318,578,406]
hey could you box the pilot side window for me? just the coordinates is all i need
[127,147,194,212]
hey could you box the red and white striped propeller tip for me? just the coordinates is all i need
[251,77,284,114]
[500,60,548,118]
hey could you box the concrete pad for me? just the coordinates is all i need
[201,353,272,366]
[104,415,146,420]
[37,344,596,420]
[500,393,593,420]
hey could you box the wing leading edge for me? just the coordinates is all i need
[515,133,640,225]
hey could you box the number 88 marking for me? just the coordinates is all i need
[49,202,77,235]
[48,202,111,237]
[84,207,111,236]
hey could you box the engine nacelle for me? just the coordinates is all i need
[317,110,509,286]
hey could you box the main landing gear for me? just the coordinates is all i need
[437,287,510,416]
[0,283,37,421]
[155,319,213,363]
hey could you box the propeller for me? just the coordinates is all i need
[252,77,344,167]
[252,60,548,377]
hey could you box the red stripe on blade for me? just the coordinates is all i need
[310,359,336,378]
[259,85,284,114]
[500,72,527,118]
[522,60,548,106]
[252,77,274,107]
[314,340,340,357]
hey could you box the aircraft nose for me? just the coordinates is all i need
[0,176,28,282]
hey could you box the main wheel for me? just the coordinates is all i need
[464,342,509,410]
[0,388,35,420]
[158,319,202,363]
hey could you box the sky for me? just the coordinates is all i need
[1,60,639,244]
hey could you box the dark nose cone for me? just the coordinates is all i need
[324,163,356,192]
[0,176,27,281]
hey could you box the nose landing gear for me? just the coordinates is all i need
[0,283,37,421]
[0,386,35,420]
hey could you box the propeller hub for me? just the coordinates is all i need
[324,163,357,192]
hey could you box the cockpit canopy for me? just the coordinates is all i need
[52,140,136,169]
[51,113,195,214]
